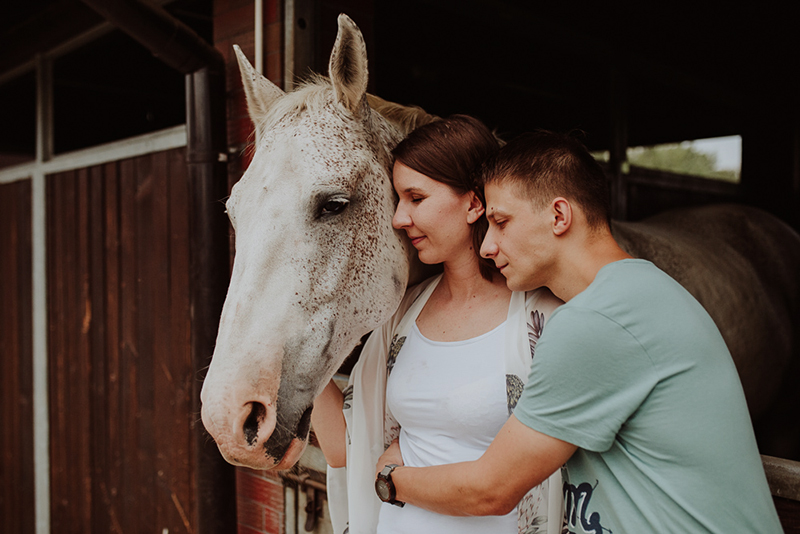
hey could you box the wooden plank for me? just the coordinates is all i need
[0,180,35,534]
[764,455,800,502]
[168,147,195,533]
[76,166,93,529]
[19,180,35,534]
[118,156,140,533]
[625,164,740,196]
[763,455,800,533]
[0,182,20,533]
[58,168,78,532]
[151,148,171,531]
[88,163,109,534]
[134,153,158,532]
[103,160,125,534]
[46,170,68,531]
[153,147,193,533]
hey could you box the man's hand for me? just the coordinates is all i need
[383,416,576,516]
[376,438,404,478]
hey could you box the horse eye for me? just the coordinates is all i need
[319,198,349,217]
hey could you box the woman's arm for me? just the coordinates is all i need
[311,379,348,468]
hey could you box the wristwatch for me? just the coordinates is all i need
[375,464,405,507]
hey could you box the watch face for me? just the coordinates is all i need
[376,478,391,501]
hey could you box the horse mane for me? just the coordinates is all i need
[253,73,437,138]
[366,94,438,136]
[252,74,331,133]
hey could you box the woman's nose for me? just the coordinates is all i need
[392,204,410,229]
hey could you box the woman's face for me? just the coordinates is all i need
[391,161,479,265]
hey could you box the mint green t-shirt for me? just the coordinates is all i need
[514,259,781,533]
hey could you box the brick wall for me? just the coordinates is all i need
[213,2,286,533]
[236,469,286,534]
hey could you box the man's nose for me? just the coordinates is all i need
[480,234,498,258]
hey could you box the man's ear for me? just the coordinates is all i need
[466,192,485,224]
[551,197,572,236]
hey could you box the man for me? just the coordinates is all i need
[375,131,782,532]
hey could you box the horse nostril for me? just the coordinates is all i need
[297,405,313,439]
[243,402,267,446]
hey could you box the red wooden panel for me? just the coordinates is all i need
[103,160,125,533]
[165,147,196,531]
[47,167,93,531]
[88,162,110,534]
[46,146,196,533]
[118,154,140,533]
[0,179,34,534]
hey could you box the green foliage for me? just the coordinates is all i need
[627,143,739,182]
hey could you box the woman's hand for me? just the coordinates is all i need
[376,438,404,478]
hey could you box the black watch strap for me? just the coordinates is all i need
[376,464,405,507]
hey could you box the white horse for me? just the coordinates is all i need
[200,14,800,470]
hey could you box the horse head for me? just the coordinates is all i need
[200,15,431,469]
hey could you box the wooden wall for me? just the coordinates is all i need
[0,179,35,534]
[45,147,197,533]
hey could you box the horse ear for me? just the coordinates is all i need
[329,14,369,115]
[234,45,285,131]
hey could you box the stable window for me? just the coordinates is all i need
[0,71,36,170]
[52,29,185,154]
[627,135,741,183]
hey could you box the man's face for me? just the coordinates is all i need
[481,181,554,291]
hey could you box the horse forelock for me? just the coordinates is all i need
[251,75,422,152]
[252,75,364,138]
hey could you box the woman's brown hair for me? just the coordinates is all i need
[392,115,501,280]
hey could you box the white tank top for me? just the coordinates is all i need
[376,321,517,534]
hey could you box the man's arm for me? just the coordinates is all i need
[379,415,576,516]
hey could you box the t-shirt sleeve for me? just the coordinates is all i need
[513,306,658,452]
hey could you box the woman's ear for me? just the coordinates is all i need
[466,192,485,224]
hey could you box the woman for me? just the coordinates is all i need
[311,115,563,534]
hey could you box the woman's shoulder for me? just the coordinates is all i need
[523,286,564,316]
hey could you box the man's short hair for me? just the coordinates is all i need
[479,131,612,229]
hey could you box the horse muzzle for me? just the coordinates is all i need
[201,384,314,470]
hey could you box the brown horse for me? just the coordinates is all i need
[200,14,800,470]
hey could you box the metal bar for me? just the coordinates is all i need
[609,69,628,221]
[33,53,51,534]
[0,126,187,185]
[186,65,235,534]
[282,472,328,493]
[283,0,295,90]
[255,0,263,73]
